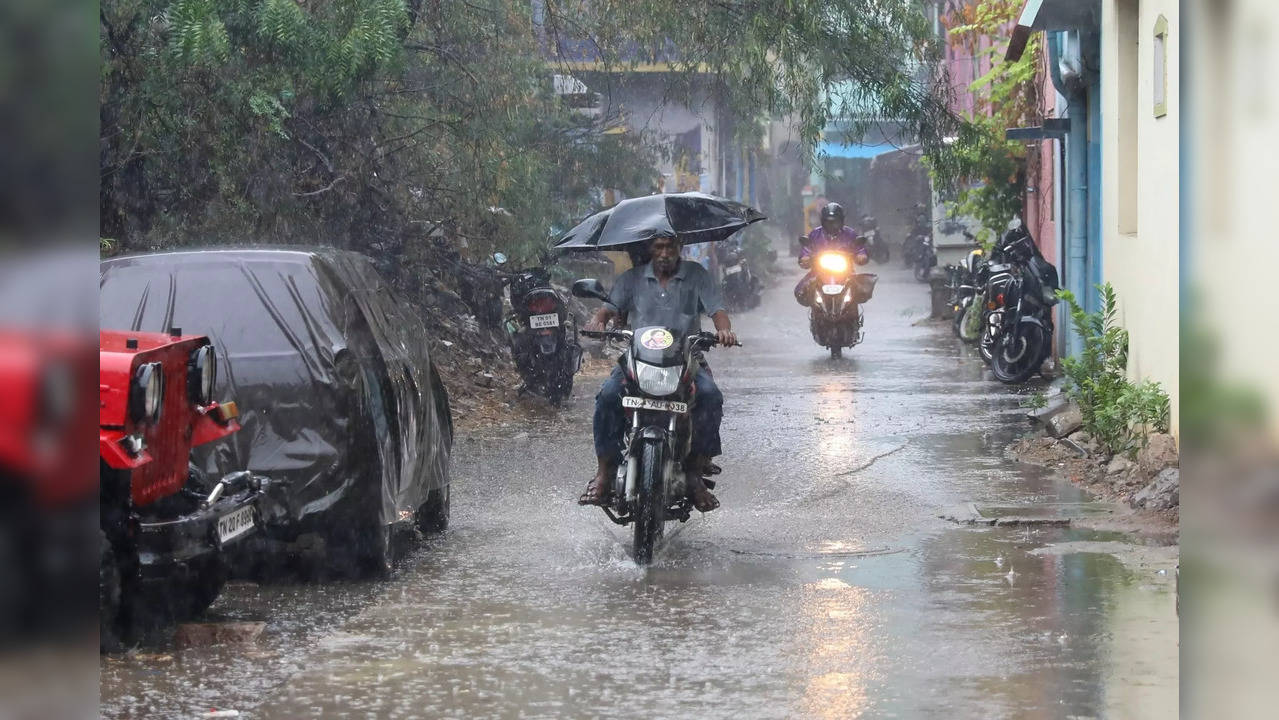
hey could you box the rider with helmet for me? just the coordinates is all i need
[794,202,869,305]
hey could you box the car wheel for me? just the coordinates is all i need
[417,485,450,534]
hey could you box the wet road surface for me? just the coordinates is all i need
[100,259,1178,718]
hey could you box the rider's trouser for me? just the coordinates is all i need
[593,365,723,465]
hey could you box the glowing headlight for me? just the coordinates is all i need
[130,362,163,422]
[634,361,683,397]
[188,345,217,405]
[817,252,850,273]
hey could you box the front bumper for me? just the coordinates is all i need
[137,485,263,572]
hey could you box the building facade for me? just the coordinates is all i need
[1099,0,1179,436]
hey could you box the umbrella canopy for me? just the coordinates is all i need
[554,192,766,251]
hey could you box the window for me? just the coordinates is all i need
[1153,15,1169,118]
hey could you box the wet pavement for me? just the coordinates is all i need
[100,257,1178,719]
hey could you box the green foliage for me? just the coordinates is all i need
[1020,391,1048,410]
[924,0,1043,232]
[540,0,961,167]
[102,0,959,280]
[1058,284,1171,456]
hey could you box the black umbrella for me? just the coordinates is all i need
[554,192,766,251]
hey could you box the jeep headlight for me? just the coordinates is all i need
[188,345,217,405]
[634,362,683,397]
[130,362,163,422]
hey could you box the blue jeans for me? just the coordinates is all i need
[593,364,723,463]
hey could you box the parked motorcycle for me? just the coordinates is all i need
[495,252,582,404]
[911,233,937,281]
[571,279,739,564]
[716,237,762,311]
[859,215,891,264]
[981,230,1060,383]
[798,236,877,359]
[948,245,986,343]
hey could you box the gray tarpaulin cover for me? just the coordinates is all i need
[100,248,452,530]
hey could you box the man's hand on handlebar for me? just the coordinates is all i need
[716,329,739,347]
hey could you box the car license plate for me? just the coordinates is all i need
[822,283,845,295]
[529,313,559,329]
[217,506,255,544]
[724,264,743,276]
[622,396,688,414]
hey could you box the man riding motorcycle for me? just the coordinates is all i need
[579,234,738,513]
[794,203,869,305]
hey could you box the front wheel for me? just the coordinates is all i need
[829,344,842,359]
[872,244,889,264]
[991,322,1047,384]
[914,262,931,281]
[632,442,666,565]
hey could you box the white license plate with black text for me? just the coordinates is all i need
[622,396,688,414]
[217,506,255,544]
[529,313,559,329]
[724,264,743,276]
[822,283,845,295]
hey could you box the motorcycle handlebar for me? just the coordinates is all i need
[579,328,742,348]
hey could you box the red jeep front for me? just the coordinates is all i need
[99,329,263,646]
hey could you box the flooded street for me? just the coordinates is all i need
[100,261,1178,718]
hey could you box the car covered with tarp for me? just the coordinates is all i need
[100,248,452,576]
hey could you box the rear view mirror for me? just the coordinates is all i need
[571,278,609,302]
[493,252,508,265]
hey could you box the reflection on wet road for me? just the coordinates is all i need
[100,262,1177,718]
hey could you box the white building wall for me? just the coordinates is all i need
[1101,0,1180,437]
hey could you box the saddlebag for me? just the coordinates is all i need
[852,273,878,303]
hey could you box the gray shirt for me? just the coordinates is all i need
[606,260,725,336]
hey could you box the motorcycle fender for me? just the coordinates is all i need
[627,431,667,500]
[1016,315,1048,331]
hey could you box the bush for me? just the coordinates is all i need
[1058,283,1170,457]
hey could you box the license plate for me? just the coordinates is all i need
[529,313,559,329]
[822,283,845,295]
[724,264,743,275]
[217,506,255,544]
[622,396,688,414]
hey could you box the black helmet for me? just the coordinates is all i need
[820,203,845,225]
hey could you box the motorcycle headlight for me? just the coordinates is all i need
[817,253,849,274]
[130,362,163,423]
[634,361,683,397]
[188,344,217,405]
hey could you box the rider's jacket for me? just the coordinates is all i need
[802,226,868,265]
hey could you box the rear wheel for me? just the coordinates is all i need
[829,344,842,359]
[872,244,889,264]
[632,442,666,565]
[991,322,1047,384]
[914,262,930,281]
[417,484,449,534]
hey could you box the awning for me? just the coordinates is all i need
[818,142,898,159]
[1006,0,1100,61]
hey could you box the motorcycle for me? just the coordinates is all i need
[859,217,891,264]
[716,238,762,311]
[798,237,877,359]
[495,252,583,404]
[571,279,738,564]
[948,246,986,343]
[981,230,1060,383]
[911,233,937,281]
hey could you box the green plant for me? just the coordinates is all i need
[1020,391,1048,410]
[1058,283,1171,456]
